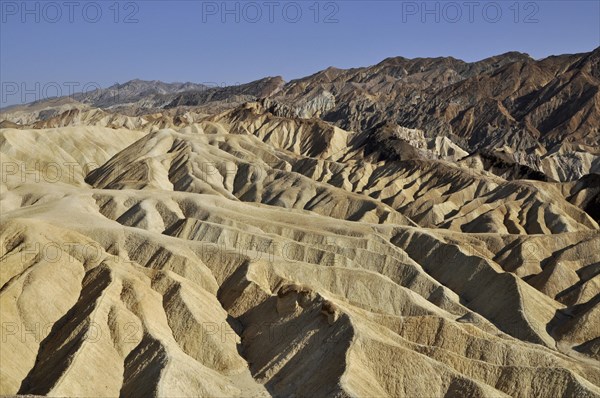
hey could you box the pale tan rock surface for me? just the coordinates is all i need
[1,101,599,397]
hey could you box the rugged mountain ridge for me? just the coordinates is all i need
[3,49,600,181]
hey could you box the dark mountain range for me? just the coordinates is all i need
[2,48,599,181]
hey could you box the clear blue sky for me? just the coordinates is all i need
[1,0,599,106]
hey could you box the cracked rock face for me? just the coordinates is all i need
[1,50,600,398]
